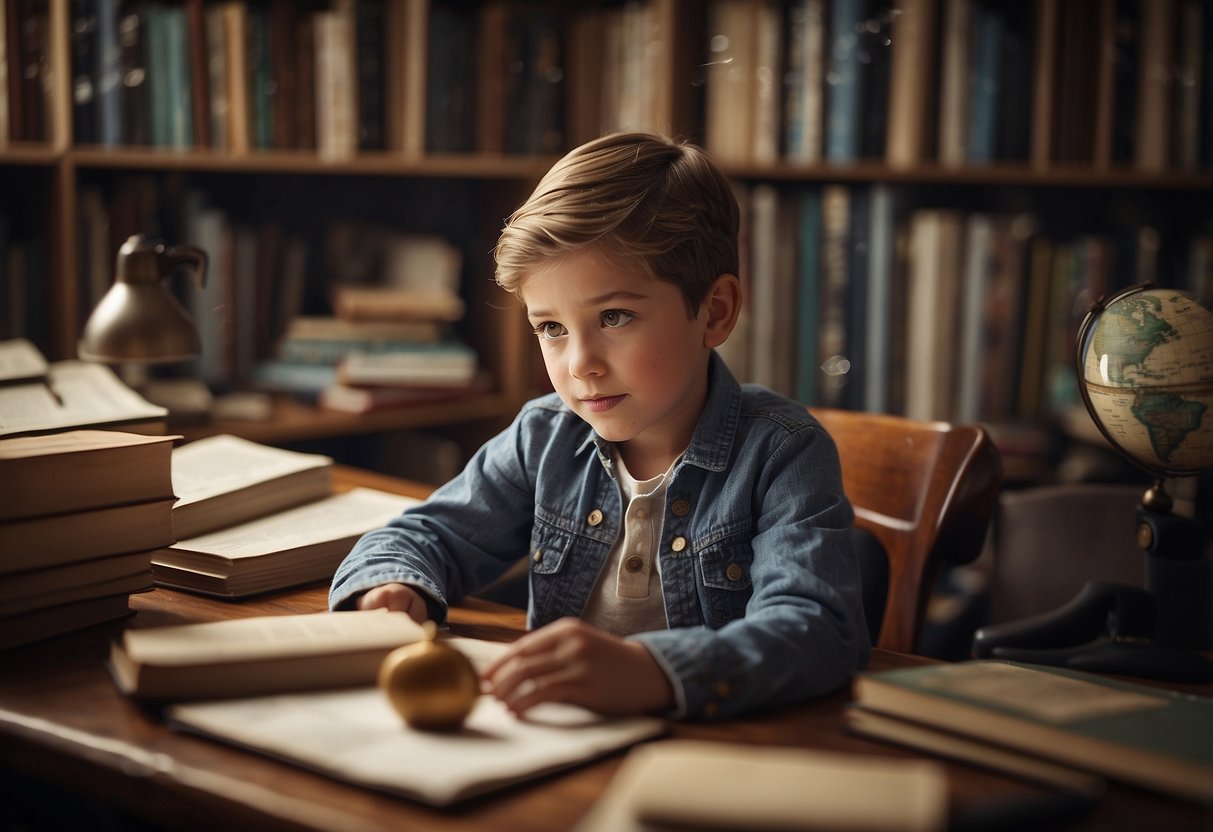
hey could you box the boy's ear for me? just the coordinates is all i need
[702,273,742,349]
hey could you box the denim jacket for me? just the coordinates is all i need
[330,352,870,720]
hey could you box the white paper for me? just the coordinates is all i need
[168,637,665,806]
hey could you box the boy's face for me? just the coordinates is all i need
[520,247,714,475]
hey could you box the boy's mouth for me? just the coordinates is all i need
[581,395,625,413]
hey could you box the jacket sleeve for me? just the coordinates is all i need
[328,410,537,619]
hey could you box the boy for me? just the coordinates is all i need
[329,132,870,721]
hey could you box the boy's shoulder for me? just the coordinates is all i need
[737,383,822,433]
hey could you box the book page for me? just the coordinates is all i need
[0,361,167,437]
[0,338,50,383]
[123,610,425,665]
[167,640,666,806]
[172,434,332,507]
[173,487,416,558]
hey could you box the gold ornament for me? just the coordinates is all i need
[378,620,480,731]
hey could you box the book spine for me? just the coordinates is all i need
[185,0,209,147]
[69,0,97,144]
[824,0,863,163]
[116,1,149,146]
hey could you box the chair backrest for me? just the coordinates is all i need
[809,407,1003,654]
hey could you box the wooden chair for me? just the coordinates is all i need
[810,408,1003,654]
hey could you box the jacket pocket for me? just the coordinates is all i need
[528,523,574,619]
[696,540,754,628]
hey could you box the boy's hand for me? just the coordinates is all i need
[355,582,430,624]
[482,618,674,717]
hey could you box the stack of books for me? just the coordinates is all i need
[0,431,178,650]
[151,435,416,599]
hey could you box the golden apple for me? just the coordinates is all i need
[378,621,480,731]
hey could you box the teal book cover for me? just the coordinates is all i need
[855,659,1213,802]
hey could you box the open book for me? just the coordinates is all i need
[151,487,416,598]
[166,637,666,806]
[170,434,333,539]
[0,359,168,438]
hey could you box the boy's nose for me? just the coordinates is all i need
[567,335,605,379]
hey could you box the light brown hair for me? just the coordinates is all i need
[494,132,739,316]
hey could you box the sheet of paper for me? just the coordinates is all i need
[168,637,665,806]
[171,435,332,507]
[0,361,167,437]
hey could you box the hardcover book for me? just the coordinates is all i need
[853,660,1213,802]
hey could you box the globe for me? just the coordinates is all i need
[1078,286,1213,478]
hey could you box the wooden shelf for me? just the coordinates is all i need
[176,392,515,446]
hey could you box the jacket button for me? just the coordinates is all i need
[625,556,644,573]
[670,536,687,553]
[587,508,604,526]
[671,499,691,516]
[726,563,743,582]
[532,549,543,563]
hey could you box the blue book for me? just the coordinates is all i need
[824,0,864,163]
[966,2,1002,164]
[795,189,822,404]
[95,0,122,146]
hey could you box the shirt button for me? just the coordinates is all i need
[671,499,691,516]
[714,680,731,698]
[703,701,719,718]
[635,508,648,520]
[587,509,604,526]
[670,536,687,553]
[725,563,743,582]
[532,549,543,564]
[625,556,644,573]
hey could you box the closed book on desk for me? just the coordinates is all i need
[0,430,176,521]
[853,660,1213,802]
[110,610,425,701]
[0,499,175,575]
[0,593,134,652]
[151,487,415,598]
[576,740,948,832]
[170,434,333,540]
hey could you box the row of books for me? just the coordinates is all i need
[50,0,601,157]
[707,0,1213,171]
[722,182,1213,427]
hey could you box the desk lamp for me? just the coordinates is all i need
[78,235,208,387]
[974,285,1213,682]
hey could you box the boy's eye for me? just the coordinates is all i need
[601,310,634,328]
[531,321,566,340]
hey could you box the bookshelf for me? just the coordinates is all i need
[1,0,1211,479]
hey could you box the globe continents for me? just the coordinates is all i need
[1079,287,1213,476]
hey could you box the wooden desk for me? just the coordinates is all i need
[1,468,1210,831]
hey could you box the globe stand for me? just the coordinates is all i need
[1138,479,1213,653]
[973,284,1213,684]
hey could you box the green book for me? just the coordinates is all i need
[853,660,1213,803]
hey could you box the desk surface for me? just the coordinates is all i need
[1,466,1210,831]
